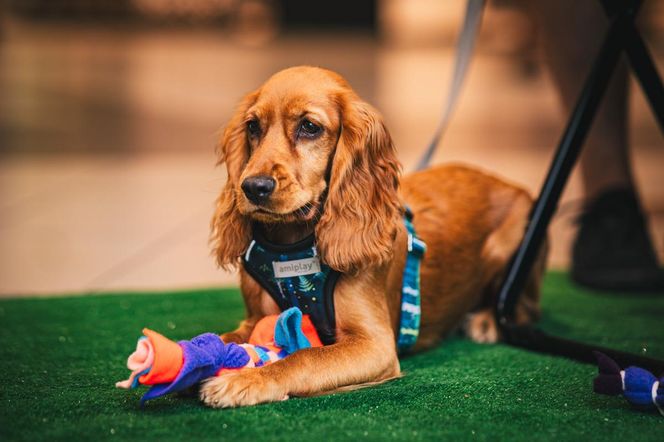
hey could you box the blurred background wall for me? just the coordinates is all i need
[1,0,663,295]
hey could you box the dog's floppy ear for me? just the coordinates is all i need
[316,95,401,273]
[210,91,258,270]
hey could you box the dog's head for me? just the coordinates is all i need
[211,66,401,273]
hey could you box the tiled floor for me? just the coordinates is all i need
[1,22,662,296]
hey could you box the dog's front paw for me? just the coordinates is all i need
[200,369,288,408]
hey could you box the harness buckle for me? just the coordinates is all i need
[408,233,426,257]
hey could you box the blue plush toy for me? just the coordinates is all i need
[593,351,664,416]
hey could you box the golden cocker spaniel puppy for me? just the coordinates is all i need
[204,66,546,408]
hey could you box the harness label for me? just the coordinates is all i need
[272,257,321,278]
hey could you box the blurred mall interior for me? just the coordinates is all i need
[1,0,663,295]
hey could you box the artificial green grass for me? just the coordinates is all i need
[1,272,662,442]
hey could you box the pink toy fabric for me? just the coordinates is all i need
[115,337,154,389]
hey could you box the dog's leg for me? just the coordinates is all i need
[219,320,257,344]
[464,238,546,344]
[466,191,548,343]
[201,276,400,408]
[221,271,276,344]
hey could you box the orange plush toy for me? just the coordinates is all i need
[116,307,322,405]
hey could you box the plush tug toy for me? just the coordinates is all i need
[116,307,322,405]
[593,351,664,416]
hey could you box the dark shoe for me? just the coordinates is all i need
[571,188,664,293]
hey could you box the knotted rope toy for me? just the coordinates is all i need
[593,351,664,416]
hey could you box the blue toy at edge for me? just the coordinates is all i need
[593,351,664,416]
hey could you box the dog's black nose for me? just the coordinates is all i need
[241,176,276,204]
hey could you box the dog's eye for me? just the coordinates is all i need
[247,119,261,137]
[298,119,322,138]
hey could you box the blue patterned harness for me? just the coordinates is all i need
[242,210,426,352]
[398,209,427,351]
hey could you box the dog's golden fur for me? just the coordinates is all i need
[203,66,546,408]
